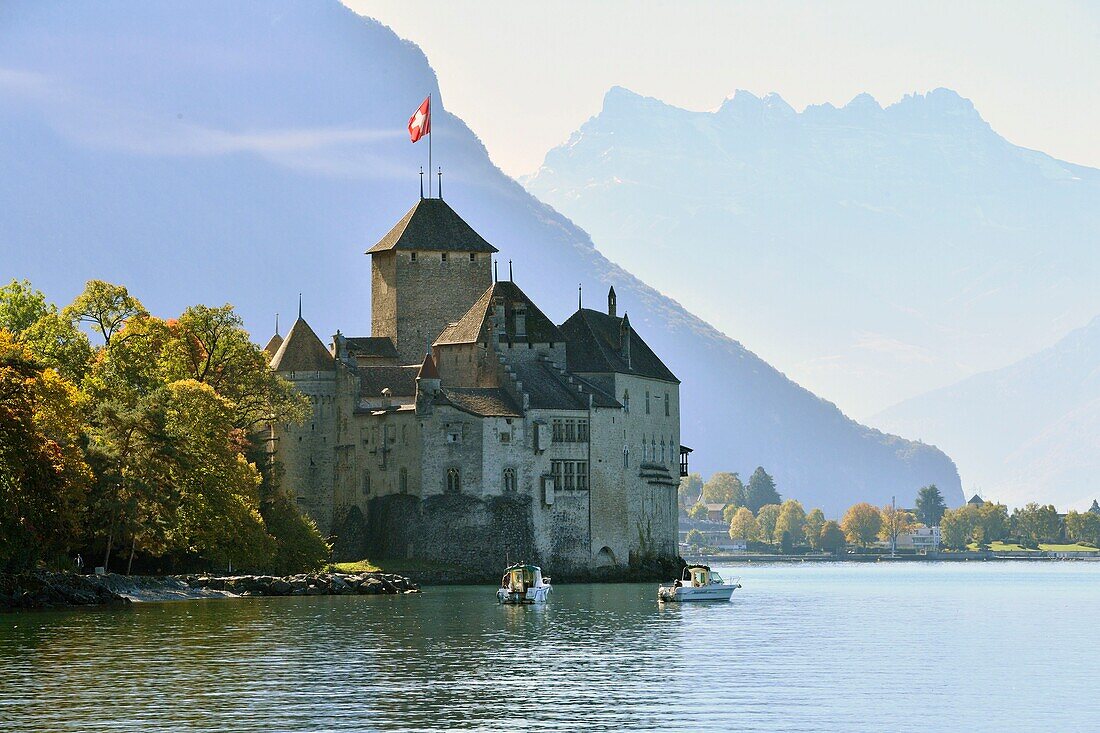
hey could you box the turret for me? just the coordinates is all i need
[620,312,631,369]
[415,351,441,398]
[607,286,617,318]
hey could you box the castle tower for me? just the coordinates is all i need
[367,198,497,364]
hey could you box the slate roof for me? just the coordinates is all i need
[345,336,398,360]
[263,333,283,356]
[438,387,523,418]
[435,280,564,346]
[416,352,440,380]
[358,365,420,398]
[559,309,678,383]
[367,198,499,254]
[514,360,621,410]
[270,318,334,372]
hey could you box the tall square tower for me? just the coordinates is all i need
[367,198,497,364]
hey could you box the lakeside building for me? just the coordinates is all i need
[894,526,942,550]
[263,196,686,573]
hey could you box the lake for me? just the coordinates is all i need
[2,562,1098,732]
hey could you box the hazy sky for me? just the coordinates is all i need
[349,0,1099,177]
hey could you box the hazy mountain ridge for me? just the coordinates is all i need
[0,0,961,513]
[875,316,1100,509]
[525,86,1100,422]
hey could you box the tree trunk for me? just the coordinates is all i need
[103,530,113,573]
[126,537,136,576]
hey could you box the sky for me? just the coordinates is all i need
[349,0,1100,178]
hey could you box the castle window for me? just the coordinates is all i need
[441,252,448,262]
[563,461,575,490]
[499,430,511,444]
[576,461,588,491]
[623,390,630,413]
[645,390,651,415]
[577,419,589,442]
[446,467,461,494]
[623,446,629,469]
[447,427,462,443]
[564,419,576,442]
[503,468,516,493]
[399,467,408,494]
[665,391,670,417]
[550,460,562,486]
[642,435,647,462]
[410,251,418,262]
[552,419,564,443]
[469,253,476,262]
[661,439,666,463]
[651,437,657,461]
[362,471,371,496]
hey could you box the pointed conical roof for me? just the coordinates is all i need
[263,333,284,355]
[367,198,499,254]
[270,318,334,372]
[968,494,984,505]
[416,351,440,380]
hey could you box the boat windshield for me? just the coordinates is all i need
[711,572,724,584]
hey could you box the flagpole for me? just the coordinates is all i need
[428,93,433,198]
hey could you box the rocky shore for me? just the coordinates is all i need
[0,571,419,610]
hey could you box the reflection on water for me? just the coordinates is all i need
[2,563,1099,732]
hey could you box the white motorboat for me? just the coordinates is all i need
[497,563,552,605]
[657,565,740,603]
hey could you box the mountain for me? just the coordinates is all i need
[0,0,961,514]
[524,86,1100,420]
[875,317,1100,509]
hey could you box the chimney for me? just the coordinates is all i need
[620,312,631,369]
[607,286,617,317]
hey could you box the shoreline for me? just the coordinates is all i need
[685,552,1100,564]
[0,571,419,611]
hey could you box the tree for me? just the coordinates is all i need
[722,502,740,525]
[975,502,1010,543]
[805,508,826,550]
[1012,503,1062,543]
[939,507,974,550]
[745,466,781,512]
[818,521,846,553]
[915,485,947,527]
[841,503,883,547]
[756,504,781,544]
[702,472,744,506]
[1,280,91,381]
[728,507,758,542]
[63,280,147,347]
[678,473,703,509]
[161,304,307,430]
[0,332,91,570]
[879,504,915,549]
[774,499,807,546]
[688,502,709,521]
[1065,511,1100,546]
[684,528,706,549]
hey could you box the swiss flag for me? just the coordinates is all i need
[408,96,431,143]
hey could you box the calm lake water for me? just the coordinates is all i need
[2,562,1098,732]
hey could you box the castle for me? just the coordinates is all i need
[263,196,685,573]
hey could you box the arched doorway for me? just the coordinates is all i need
[595,546,617,567]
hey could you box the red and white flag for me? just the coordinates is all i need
[408,96,430,143]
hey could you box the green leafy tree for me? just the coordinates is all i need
[684,528,706,549]
[841,503,883,547]
[0,280,91,381]
[722,502,741,525]
[728,507,758,542]
[818,521,846,553]
[678,473,703,509]
[756,504,781,544]
[774,499,807,546]
[63,280,147,347]
[1065,511,1100,546]
[976,502,1010,542]
[1011,503,1062,543]
[915,484,947,527]
[0,280,49,333]
[688,502,709,521]
[745,466,781,512]
[805,508,826,550]
[939,507,975,550]
[702,472,744,506]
